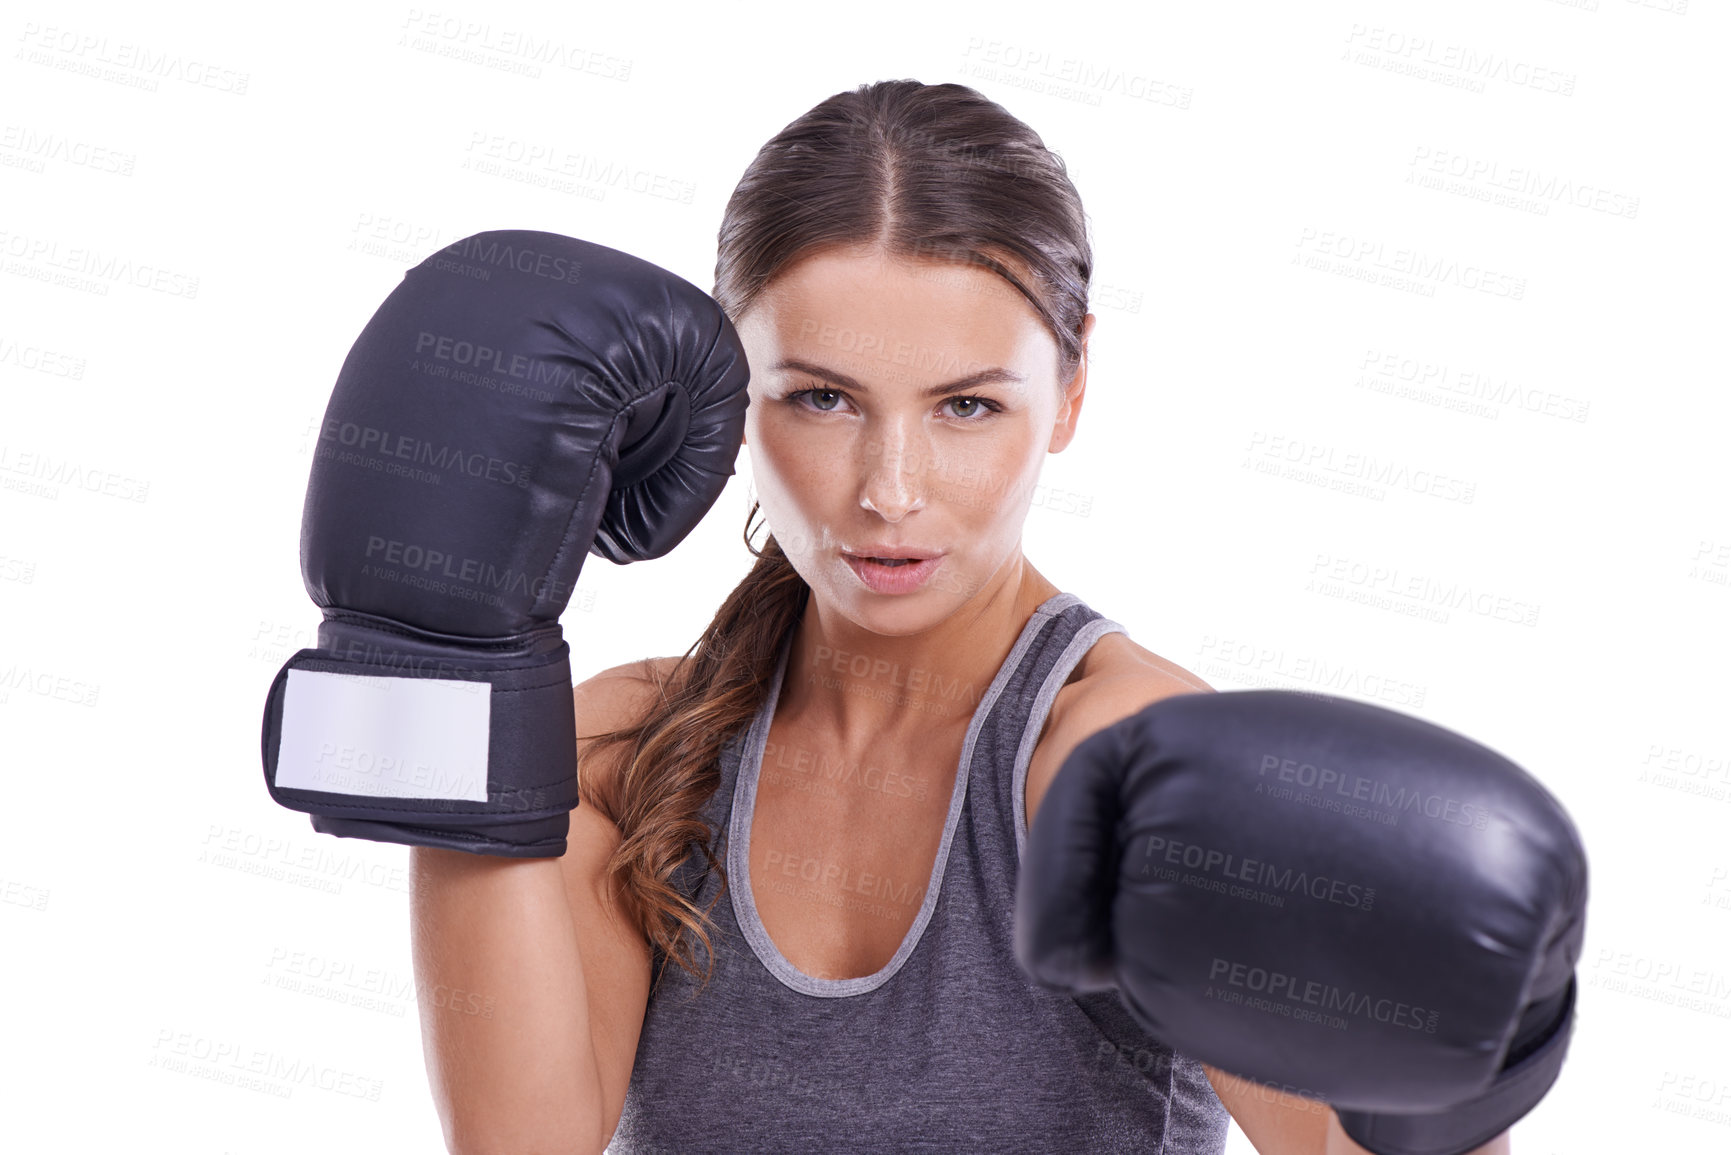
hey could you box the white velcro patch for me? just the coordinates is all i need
[275,669,491,802]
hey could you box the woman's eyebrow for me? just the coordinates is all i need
[771,357,1026,398]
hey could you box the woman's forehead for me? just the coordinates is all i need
[750,251,1048,345]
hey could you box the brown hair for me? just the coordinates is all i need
[582,79,1093,994]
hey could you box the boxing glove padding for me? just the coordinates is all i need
[1015,689,1588,1148]
[261,231,749,857]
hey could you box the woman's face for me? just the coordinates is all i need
[736,243,1090,637]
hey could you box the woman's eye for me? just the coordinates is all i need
[944,395,1001,420]
[786,387,844,412]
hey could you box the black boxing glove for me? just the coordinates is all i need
[1016,690,1588,1155]
[260,230,748,857]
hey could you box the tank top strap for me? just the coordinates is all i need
[967,592,1129,863]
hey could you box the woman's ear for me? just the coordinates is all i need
[1049,313,1095,453]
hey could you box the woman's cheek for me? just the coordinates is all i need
[942,451,1016,517]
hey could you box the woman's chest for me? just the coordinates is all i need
[738,648,1096,983]
[746,721,963,981]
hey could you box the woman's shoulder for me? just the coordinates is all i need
[1053,631,1212,745]
[573,656,682,724]
[1071,629,1210,698]
[572,656,685,809]
[1024,630,1214,831]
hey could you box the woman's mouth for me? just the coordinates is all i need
[842,551,944,594]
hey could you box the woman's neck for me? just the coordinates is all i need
[777,557,1063,753]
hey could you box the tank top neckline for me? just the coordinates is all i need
[615,590,1234,1154]
[726,591,1088,998]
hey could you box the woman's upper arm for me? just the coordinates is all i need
[561,659,675,1150]
[1205,1064,1331,1154]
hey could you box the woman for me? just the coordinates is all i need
[411,80,1514,1154]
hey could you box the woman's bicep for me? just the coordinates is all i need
[1205,1065,1514,1155]
[1205,1063,1329,1155]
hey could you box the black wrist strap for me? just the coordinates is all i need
[1337,976,1578,1155]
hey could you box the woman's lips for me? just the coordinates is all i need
[843,554,944,594]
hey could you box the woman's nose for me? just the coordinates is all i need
[856,424,927,520]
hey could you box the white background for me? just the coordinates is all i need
[2,1,1727,1151]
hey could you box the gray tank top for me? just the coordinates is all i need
[608,592,1230,1154]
